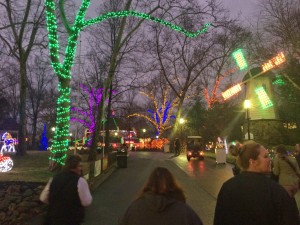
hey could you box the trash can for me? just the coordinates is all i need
[164,144,170,153]
[215,148,226,164]
[117,150,127,168]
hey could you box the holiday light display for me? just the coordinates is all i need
[272,75,286,86]
[128,91,177,137]
[262,52,286,72]
[71,84,104,135]
[232,49,248,70]
[1,132,16,154]
[0,154,13,172]
[221,83,242,100]
[255,86,273,109]
[71,84,117,145]
[45,0,211,166]
[39,124,49,151]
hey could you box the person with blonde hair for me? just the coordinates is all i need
[119,167,203,225]
[214,142,299,225]
[273,144,300,197]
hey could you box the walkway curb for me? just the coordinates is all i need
[90,162,118,192]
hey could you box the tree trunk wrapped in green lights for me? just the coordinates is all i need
[44,0,211,170]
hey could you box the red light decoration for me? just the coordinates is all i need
[221,83,242,101]
[262,52,286,72]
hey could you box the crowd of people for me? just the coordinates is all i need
[39,141,300,225]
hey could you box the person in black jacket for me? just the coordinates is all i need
[119,167,203,225]
[40,155,92,225]
[174,138,180,156]
[214,141,300,225]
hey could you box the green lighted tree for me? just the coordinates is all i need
[44,0,211,170]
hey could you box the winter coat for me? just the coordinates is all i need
[214,171,299,225]
[119,192,203,225]
[273,155,300,186]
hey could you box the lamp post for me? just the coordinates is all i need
[179,118,185,139]
[142,129,146,149]
[244,100,251,140]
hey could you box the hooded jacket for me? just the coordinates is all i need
[119,192,203,225]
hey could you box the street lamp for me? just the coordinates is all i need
[142,129,146,149]
[179,118,185,124]
[51,127,56,132]
[244,100,251,140]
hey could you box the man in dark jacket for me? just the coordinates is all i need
[40,155,92,225]
[174,138,180,156]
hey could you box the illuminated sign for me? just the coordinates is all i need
[221,83,242,100]
[255,86,273,109]
[232,49,248,70]
[262,52,286,72]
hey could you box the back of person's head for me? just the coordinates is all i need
[63,155,82,171]
[140,167,186,202]
[237,141,261,170]
[229,143,242,157]
[276,144,287,155]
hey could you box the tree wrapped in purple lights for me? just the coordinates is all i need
[71,84,116,142]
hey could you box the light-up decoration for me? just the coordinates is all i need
[221,83,242,101]
[45,0,211,166]
[71,84,104,137]
[71,84,117,145]
[255,86,273,109]
[128,91,177,137]
[0,154,13,172]
[232,49,248,70]
[1,132,16,154]
[272,75,286,86]
[39,124,49,151]
[147,101,176,136]
[262,52,286,72]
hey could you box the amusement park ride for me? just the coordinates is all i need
[221,50,286,141]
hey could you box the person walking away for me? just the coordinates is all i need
[119,167,203,225]
[295,143,300,167]
[174,138,180,156]
[214,141,299,225]
[273,144,300,197]
[40,155,92,225]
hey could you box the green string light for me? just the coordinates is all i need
[272,75,286,86]
[45,0,211,166]
[83,11,211,38]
